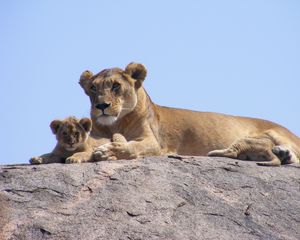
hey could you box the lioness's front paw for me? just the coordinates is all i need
[93,142,131,161]
[93,143,119,161]
[112,133,127,143]
[30,157,43,164]
[65,156,82,164]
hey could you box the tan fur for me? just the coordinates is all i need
[79,62,300,165]
[30,117,126,164]
[208,136,297,166]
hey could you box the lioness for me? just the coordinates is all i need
[79,62,300,166]
[30,117,126,164]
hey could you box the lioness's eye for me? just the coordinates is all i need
[90,85,96,92]
[112,82,120,92]
[74,132,79,137]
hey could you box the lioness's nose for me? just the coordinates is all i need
[95,103,111,111]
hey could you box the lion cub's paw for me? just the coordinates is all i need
[65,156,82,164]
[29,157,43,164]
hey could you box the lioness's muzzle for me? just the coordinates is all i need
[95,103,111,111]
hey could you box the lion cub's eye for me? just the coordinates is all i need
[90,84,97,92]
[112,82,121,92]
[74,132,80,137]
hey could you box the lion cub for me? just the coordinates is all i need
[30,117,126,164]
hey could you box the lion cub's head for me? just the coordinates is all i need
[50,117,92,151]
[79,62,147,126]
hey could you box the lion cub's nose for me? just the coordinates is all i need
[95,103,111,111]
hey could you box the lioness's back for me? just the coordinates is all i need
[155,105,299,155]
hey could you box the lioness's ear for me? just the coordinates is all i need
[125,62,147,89]
[79,118,92,133]
[50,120,62,135]
[79,70,94,94]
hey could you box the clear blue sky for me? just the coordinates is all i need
[1,1,300,165]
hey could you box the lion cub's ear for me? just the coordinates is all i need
[79,118,92,133]
[79,70,94,94]
[50,120,63,135]
[125,62,147,89]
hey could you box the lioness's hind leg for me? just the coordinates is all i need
[208,137,280,165]
[272,145,298,164]
[208,137,258,159]
[208,148,238,158]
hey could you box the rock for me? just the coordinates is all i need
[0,156,299,240]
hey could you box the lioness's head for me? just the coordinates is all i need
[79,62,147,126]
[50,117,92,151]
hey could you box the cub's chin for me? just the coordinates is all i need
[96,115,118,126]
[65,146,78,151]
